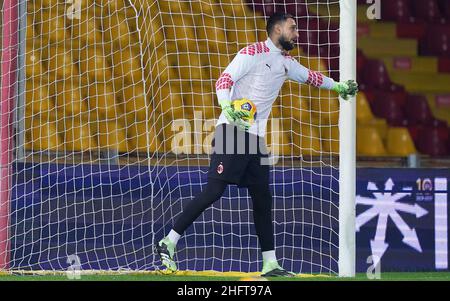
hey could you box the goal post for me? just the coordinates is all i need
[338,0,357,278]
[0,0,356,276]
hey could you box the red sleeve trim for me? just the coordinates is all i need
[306,70,324,87]
[215,72,234,90]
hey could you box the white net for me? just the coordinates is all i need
[0,0,342,274]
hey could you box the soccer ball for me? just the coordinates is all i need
[231,98,257,124]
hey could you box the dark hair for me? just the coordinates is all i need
[266,12,294,36]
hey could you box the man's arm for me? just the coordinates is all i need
[215,49,259,130]
[285,57,358,100]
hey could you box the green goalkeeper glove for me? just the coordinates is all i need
[218,99,251,131]
[333,80,359,100]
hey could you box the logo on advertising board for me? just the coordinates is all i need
[356,177,448,270]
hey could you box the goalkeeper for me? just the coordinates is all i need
[156,12,358,277]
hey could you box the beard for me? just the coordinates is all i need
[278,35,295,51]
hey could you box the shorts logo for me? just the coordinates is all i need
[217,162,224,174]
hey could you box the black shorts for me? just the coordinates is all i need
[207,123,270,188]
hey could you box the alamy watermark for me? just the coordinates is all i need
[66,254,82,280]
[171,111,283,165]
[366,255,381,280]
[366,0,381,20]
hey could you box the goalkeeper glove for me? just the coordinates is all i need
[333,80,359,100]
[218,99,251,131]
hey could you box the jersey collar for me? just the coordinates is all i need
[266,38,281,53]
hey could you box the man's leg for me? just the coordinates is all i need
[156,178,228,271]
[247,183,295,277]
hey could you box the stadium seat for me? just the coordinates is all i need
[386,127,417,156]
[98,0,126,12]
[311,95,339,125]
[88,83,118,118]
[266,117,291,155]
[357,126,387,156]
[127,121,162,153]
[29,119,62,151]
[112,50,143,84]
[411,0,445,23]
[103,13,136,49]
[417,126,449,156]
[226,18,257,46]
[183,82,216,120]
[70,15,103,47]
[79,47,112,82]
[45,47,78,80]
[92,121,128,152]
[372,92,406,125]
[26,15,36,42]
[321,126,339,154]
[123,84,148,121]
[405,94,433,125]
[172,53,205,80]
[154,84,185,119]
[55,82,88,117]
[362,59,394,90]
[62,119,98,151]
[381,0,414,22]
[356,92,375,124]
[26,82,53,115]
[38,12,69,44]
[291,124,322,156]
[25,49,44,77]
[421,25,450,57]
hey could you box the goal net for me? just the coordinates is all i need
[0,0,353,275]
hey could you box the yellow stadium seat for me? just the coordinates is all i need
[357,126,387,156]
[25,48,44,77]
[26,15,36,43]
[173,53,205,80]
[299,57,329,75]
[92,121,128,152]
[45,47,78,80]
[38,12,69,44]
[71,16,103,47]
[183,82,216,119]
[25,81,54,115]
[356,92,374,124]
[79,47,111,81]
[127,121,161,153]
[62,119,97,151]
[321,126,339,154]
[29,119,62,151]
[88,83,118,118]
[112,50,142,84]
[266,120,291,155]
[291,123,322,156]
[98,0,126,12]
[123,84,148,121]
[55,82,88,116]
[226,19,257,45]
[386,127,417,156]
[155,84,185,119]
[158,0,187,13]
[310,94,340,125]
[367,118,388,141]
[103,13,135,49]
[280,94,311,123]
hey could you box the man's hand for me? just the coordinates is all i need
[333,80,359,100]
[219,99,251,131]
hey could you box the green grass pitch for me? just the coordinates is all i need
[0,272,449,281]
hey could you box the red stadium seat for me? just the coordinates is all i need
[417,126,449,156]
[372,92,406,125]
[362,59,395,90]
[421,25,450,57]
[381,0,415,23]
[405,94,433,125]
[411,0,446,23]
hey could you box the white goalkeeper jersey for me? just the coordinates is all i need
[215,37,335,137]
